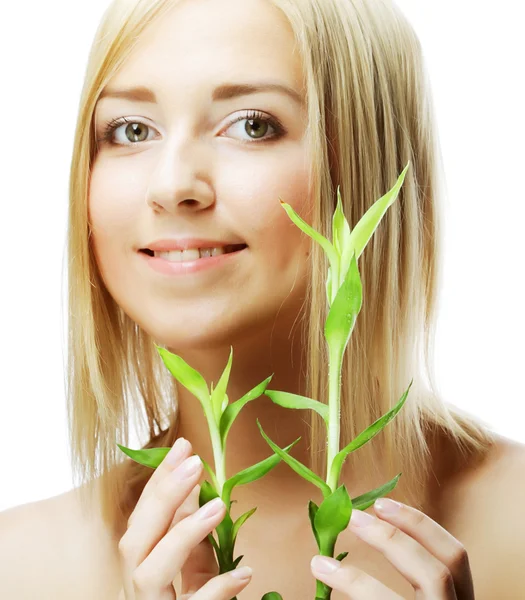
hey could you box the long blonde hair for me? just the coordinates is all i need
[66,0,496,536]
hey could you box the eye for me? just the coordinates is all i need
[97,117,158,147]
[222,110,286,143]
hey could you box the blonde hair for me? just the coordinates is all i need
[66,0,496,536]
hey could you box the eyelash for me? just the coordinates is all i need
[97,110,286,148]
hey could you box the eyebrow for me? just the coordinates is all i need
[98,81,304,106]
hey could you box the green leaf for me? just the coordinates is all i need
[232,507,257,543]
[222,437,301,505]
[336,551,349,562]
[257,420,332,498]
[326,265,333,307]
[200,458,220,493]
[328,379,413,483]
[232,555,244,569]
[264,389,329,424]
[324,251,362,354]
[308,500,321,549]
[332,186,352,295]
[279,199,339,271]
[314,485,353,555]
[199,479,220,506]
[219,375,274,446]
[155,345,210,407]
[345,163,410,265]
[262,593,284,600]
[207,533,220,554]
[332,186,351,258]
[351,473,402,511]
[211,346,234,423]
[116,444,169,469]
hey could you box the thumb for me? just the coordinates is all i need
[178,484,220,596]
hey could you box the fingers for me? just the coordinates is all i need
[131,437,193,523]
[180,566,253,600]
[121,452,205,568]
[372,499,474,597]
[179,485,220,595]
[311,556,403,599]
[119,438,227,599]
[132,497,227,594]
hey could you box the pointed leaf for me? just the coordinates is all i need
[351,473,402,511]
[232,555,244,569]
[155,345,210,407]
[264,389,328,424]
[324,251,362,354]
[219,375,274,446]
[211,346,234,422]
[329,380,412,483]
[257,420,331,498]
[314,484,353,555]
[279,199,339,271]
[232,507,257,543]
[222,437,301,505]
[346,163,410,265]
[308,500,321,549]
[333,186,351,259]
[336,551,349,562]
[207,533,220,555]
[117,444,170,469]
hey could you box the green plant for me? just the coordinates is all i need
[258,162,413,599]
[118,347,297,599]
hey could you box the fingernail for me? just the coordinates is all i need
[311,556,340,574]
[230,565,253,580]
[166,437,189,465]
[196,497,225,519]
[349,509,376,527]
[174,455,202,479]
[375,498,402,514]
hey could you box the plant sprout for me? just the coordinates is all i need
[257,162,413,600]
[118,349,298,599]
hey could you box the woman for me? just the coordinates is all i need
[1,0,523,598]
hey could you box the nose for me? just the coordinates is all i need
[145,136,214,213]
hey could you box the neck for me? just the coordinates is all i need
[171,321,315,505]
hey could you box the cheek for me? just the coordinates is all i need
[237,160,313,273]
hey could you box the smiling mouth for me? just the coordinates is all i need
[139,244,247,258]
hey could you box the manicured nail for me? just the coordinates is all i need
[166,437,189,465]
[375,498,402,514]
[196,497,225,519]
[173,455,202,479]
[311,555,340,574]
[230,566,253,580]
[349,509,376,527]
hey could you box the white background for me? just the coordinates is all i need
[1,1,523,512]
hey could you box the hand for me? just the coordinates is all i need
[118,438,253,599]
[310,498,475,599]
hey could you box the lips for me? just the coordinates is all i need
[140,244,247,257]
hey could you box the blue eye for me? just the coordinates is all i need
[96,110,286,148]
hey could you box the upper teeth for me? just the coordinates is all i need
[154,245,238,261]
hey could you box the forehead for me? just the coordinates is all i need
[104,0,304,102]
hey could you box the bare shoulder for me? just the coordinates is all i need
[0,481,122,600]
[438,434,525,599]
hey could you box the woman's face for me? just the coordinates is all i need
[89,0,313,349]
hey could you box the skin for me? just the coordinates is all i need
[89,0,480,597]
